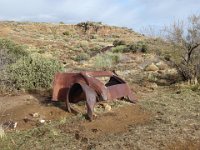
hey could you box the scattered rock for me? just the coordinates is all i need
[156,61,168,70]
[94,103,112,113]
[30,112,39,118]
[145,63,159,71]
[103,103,112,112]
[149,83,158,90]
[39,119,45,124]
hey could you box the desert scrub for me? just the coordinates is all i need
[112,41,148,53]
[0,38,28,70]
[113,40,126,46]
[6,53,64,90]
[125,41,148,53]
[94,52,122,69]
[74,52,90,62]
[112,45,127,53]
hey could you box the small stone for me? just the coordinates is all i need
[156,62,168,70]
[149,83,158,90]
[39,119,45,123]
[145,63,159,71]
[31,113,39,118]
[104,104,112,112]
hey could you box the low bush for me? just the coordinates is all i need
[126,41,148,53]
[63,31,70,36]
[94,52,121,69]
[112,40,148,53]
[0,39,64,92]
[74,53,90,62]
[113,40,126,47]
[0,39,28,70]
[112,45,127,53]
[6,54,63,90]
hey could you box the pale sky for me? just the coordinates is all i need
[0,0,199,31]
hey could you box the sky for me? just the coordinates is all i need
[0,0,199,31]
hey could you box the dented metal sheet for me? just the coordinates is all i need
[52,71,136,120]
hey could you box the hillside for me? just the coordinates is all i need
[0,21,171,67]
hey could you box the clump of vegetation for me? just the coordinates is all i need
[112,45,127,53]
[125,41,148,53]
[164,14,200,84]
[113,40,126,47]
[0,39,28,70]
[112,41,148,53]
[77,21,102,34]
[94,52,121,69]
[0,39,63,92]
[74,52,90,62]
[7,54,63,90]
[0,125,5,139]
[63,31,70,36]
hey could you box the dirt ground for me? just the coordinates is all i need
[0,86,200,150]
[0,94,72,130]
[0,93,150,131]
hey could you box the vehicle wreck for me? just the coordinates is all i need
[52,71,137,120]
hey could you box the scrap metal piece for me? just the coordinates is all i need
[52,71,137,120]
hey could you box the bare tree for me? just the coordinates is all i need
[164,14,200,84]
[140,25,164,38]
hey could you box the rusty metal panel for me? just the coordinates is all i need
[52,73,78,101]
[107,84,130,100]
[52,71,137,120]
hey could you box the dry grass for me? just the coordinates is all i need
[167,140,200,150]
[0,124,5,139]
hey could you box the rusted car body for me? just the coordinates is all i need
[52,71,136,120]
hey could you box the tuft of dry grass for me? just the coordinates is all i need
[0,124,5,139]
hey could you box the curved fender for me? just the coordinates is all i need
[81,83,97,121]
[66,82,97,121]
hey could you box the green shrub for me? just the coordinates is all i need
[0,39,28,70]
[124,41,148,53]
[137,41,148,53]
[94,52,121,69]
[74,53,90,62]
[6,54,64,90]
[112,45,127,53]
[111,40,148,53]
[63,31,70,36]
[113,40,126,47]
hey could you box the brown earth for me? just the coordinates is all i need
[0,93,150,132]
[0,94,72,130]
